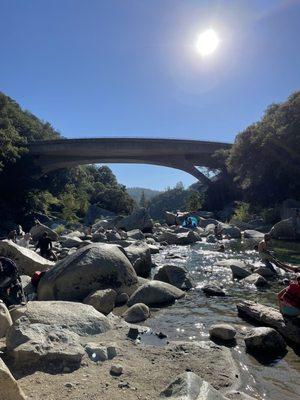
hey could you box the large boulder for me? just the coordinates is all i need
[202,284,226,297]
[217,259,251,279]
[157,231,178,245]
[127,229,145,240]
[175,231,201,245]
[165,211,178,226]
[154,264,194,290]
[117,208,153,232]
[269,218,296,240]
[0,358,26,400]
[37,243,138,301]
[60,236,84,248]
[0,240,54,276]
[85,204,116,225]
[122,303,150,323]
[0,301,12,338]
[237,300,300,344]
[124,241,152,278]
[221,224,241,239]
[160,371,228,399]
[10,301,111,336]
[83,289,117,315]
[6,317,85,371]
[244,327,286,353]
[29,223,58,241]
[128,281,185,307]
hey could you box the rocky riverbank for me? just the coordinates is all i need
[0,208,299,399]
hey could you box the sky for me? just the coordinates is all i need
[1,0,300,189]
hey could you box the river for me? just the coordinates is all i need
[146,239,300,400]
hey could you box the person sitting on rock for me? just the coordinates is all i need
[7,229,17,243]
[35,232,57,261]
[277,275,300,317]
[0,256,25,307]
[258,234,300,273]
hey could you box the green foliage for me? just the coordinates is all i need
[186,191,203,212]
[54,224,66,235]
[26,190,59,215]
[227,91,300,206]
[232,202,251,222]
[260,207,281,225]
[139,190,148,208]
[148,185,192,221]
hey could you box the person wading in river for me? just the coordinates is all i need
[277,274,300,317]
[258,233,300,273]
[0,256,25,307]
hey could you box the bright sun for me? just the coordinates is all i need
[196,29,220,56]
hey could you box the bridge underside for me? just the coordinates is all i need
[28,138,231,185]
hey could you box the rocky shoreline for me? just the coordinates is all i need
[0,208,299,399]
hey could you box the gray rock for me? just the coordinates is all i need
[202,284,226,297]
[209,324,236,341]
[124,241,152,278]
[165,211,178,226]
[128,281,185,307]
[217,259,251,279]
[270,218,296,240]
[0,240,54,276]
[221,224,241,239]
[117,208,153,232]
[11,301,111,336]
[30,223,58,241]
[122,303,150,323]
[243,230,264,239]
[0,358,26,400]
[37,243,138,301]
[237,300,300,345]
[83,289,117,315]
[127,229,145,240]
[244,327,286,353]
[85,343,108,361]
[206,234,217,243]
[154,264,194,290]
[254,266,277,278]
[175,231,201,245]
[115,292,129,305]
[160,371,228,399]
[226,391,257,400]
[60,236,83,248]
[157,231,178,245]
[0,301,12,338]
[6,317,85,370]
[241,273,267,287]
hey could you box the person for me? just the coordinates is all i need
[257,233,300,273]
[214,224,223,240]
[17,232,32,249]
[277,275,300,317]
[7,230,17,243]
[0,256,25,307]
[35,232,57,261]
[86,225,93,236]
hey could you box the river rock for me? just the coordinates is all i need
[202,284,226,297]
[60,236,83,248]
[117,208,153,232]
[243,230,264,239]
[0,240,54,276]
[270,218,296,240]
[10,300,111,336]
[127,229,145,240]
[30,223,58,241]
[157,231,178,245]
[106,230,122,241]
[221,224,241,239]
[205,224,217,234]
[209,324,236,341]
[37,243,138,301]
[124,241,152,278]
[254,266,277,278]
[122,303,150,323]
[0,358,26,400]
[154,264,194,290]
[115,292,129,305]
[206,234,217,243]
[244,327,286,353]
[241,273,267,287]
[83,289,117,315]
[217,259,251,279]
[198,218,219,228]
[0,301,12,338]
[175,231,201,245]
[6,317,85,371]
[160,371,228,399]
[165,211,178,226]
[236,300,300,344]
[226,391,258,400]
[128,281,185,307]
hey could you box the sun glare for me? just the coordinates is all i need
[196,29,220,56]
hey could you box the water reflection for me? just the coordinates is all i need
[149,239,300,400]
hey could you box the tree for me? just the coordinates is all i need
[139,190,148,208]
[186,191,203,212]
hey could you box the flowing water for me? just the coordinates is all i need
[146,239,300,400]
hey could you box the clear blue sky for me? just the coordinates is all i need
[1,0,300,189]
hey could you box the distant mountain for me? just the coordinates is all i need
[127,187,161,204]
